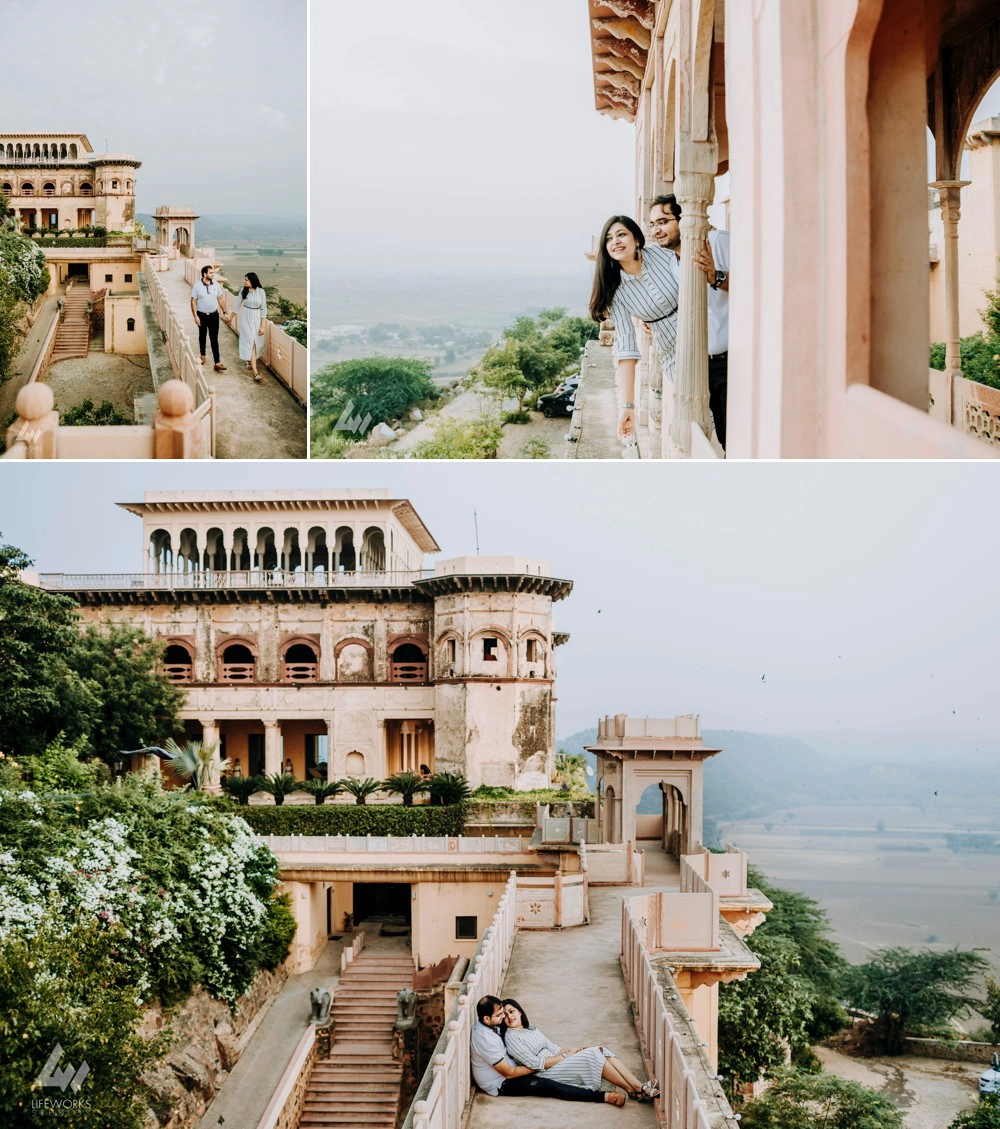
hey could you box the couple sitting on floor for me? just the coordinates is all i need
[471,995,659,1107]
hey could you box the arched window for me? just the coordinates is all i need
[111,180,119,191]
[361,526,386,572]
[335,638,373,682]
[282,641,319,682]
[162,643,194,683]
[390,641,428,682]
[126,180,133,193]
[437,634,460,676]
[219,641,256,681]
[1,183,11,196]
[60,144,67,159]
[69,144,77,158]
[79,181,92,196]
[306,526,329,575]
[334,526,356,572]
[230,527,251,571]
[20,182,33,196]
[126,317,136,332]
[42,182,55,197]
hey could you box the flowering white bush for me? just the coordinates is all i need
[0,232,47,302]
[0,785,284,1004]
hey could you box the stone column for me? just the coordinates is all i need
[200,719,221,793]
[263,719,282,776]
[668,171,715,456]
[326,717,336,781]
[931,180,971,423]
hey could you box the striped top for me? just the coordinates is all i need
[609,243,680,363]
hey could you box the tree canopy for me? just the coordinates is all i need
[0,541,184,762]
[739,1069,904,1129]
[311,355,435,433]
[841,946,989,1054]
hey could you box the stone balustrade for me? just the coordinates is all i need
[38,567,436,590]
[406,873,518,1129]
[1,379,208,460]
[263,834,532,857]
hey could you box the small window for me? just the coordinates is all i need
[447,638,456,663]
[483,637,498,661]
[124,273,133,283]
[525,639,537,662]
[126,317,135,332]
[104,274,113,283]
[455,916,478,940]
[111,180,119,190]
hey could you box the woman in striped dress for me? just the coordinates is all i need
[233,271,268,382]
[501,999,658,1102]
[589,214,680,442]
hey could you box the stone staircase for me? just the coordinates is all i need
[50,283,91,363]
[299,949,412,1129]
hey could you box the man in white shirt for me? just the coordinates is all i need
[190,264,228,372]
[648,194,730,450]
[470,996,608,1103]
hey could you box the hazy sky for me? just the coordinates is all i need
[3,0,306,218]
[3,462,997,743]
[311,0,635,274]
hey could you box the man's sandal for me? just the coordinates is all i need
[603,1092,626,1107]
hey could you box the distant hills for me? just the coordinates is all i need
[557,726,996,819]
[137,214,306,242]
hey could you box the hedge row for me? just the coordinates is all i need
[232,802,466,837]
[36,237,107,248]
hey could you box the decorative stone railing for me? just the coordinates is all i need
[143,254,214,433]
[405,873,518,1129]
[621,896,735,1129]
[929,366,1000,450]
[515,870,588,929]
[391,662,428,682]
[263,834,532,856]
[38,568,436,591]
[221,663,256,682]
[281,662,318,682]
[2,380,209,460]
[161,663,193,683]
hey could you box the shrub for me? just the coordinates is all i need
[258,772,297,805]
[62,398,129,426]
[294,779,344,804]
[221,774,263,805]
[739,1068,904,1129]
[517,436,551,459]
[382,771,430,807]
[256,892,297,970]
[341,776,384,804]
[409,414,503,459]
[22,732,103,792]
[950,1094,1000,1128]
[232,802,466,837]
[502,409,532,424]
[428,771,473,806]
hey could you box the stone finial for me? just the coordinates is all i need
[154,379,204,459]
[8,382,58,457]
[16,382,55,420]
[157,379,194,417]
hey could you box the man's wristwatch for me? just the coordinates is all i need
[621,402,636,409]
[711,271,728,290]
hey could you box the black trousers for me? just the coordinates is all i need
[198,310,221,363]
[498,1075,604,1102]
[708,352,728,450]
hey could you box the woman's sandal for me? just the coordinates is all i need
[636,1080,660,1101]
[604,1091,626,1107]
[253,372,262,383]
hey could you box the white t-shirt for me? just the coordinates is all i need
[470,1023,513,1096]
[707,229,730,356]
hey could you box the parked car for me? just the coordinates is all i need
[536,386,576,417]
[981,1052,1000,1096]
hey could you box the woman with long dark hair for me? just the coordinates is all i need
[589,214,679,441]
[501,998,657,1104]
[233,271,268,382]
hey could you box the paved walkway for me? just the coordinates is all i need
[575,343,628,460]
[466,848,679,1129]
[197,937,345,1129]
[156,257,306,459]
[0,294,60,420]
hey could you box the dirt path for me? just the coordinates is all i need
[816,1045,981,1128]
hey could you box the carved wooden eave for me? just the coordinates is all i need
[589,0,654,123]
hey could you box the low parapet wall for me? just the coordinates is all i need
[902,1036,999,1063]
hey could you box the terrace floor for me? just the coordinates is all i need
[466,848,679,1129]
[155,255,306,460]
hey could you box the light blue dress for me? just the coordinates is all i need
[504,1025,613,1090]
[234,288,267,362]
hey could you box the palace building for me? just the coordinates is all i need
[36,490,571,789]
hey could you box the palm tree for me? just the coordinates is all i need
[294,779,345,805]
[163,738,229,791]
[340,777,382,805]
[428,771,472,806]
[221,775,263,805]
[382,771,430,807]
[258,772,298,806]
[553,751,589,795]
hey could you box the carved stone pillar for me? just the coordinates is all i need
[263,719,282,776]
[199,718,221,794]
[931,180,970,423]
[668,171,715,456]
[326,717,336,781]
